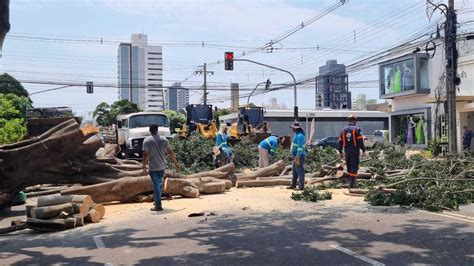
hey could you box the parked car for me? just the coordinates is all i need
[312,137,340,149]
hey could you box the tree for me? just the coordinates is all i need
[109,100,140,119]
[92,102,112,127]
[0,94,27,144]
[162,110,186,133]
[213,108,230,121]
[92,100,140,127]
[0,73,30,99]
[0,93,32,119]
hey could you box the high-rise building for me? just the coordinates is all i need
[231,83,239,111]
[166,82,189,111]
[118,33,165,111]
[354,94,367,110]
[315,60,351,110]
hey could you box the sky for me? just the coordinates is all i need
[1,0,473,118]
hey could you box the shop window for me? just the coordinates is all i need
[393,113,427,145]
[379,54,430,99]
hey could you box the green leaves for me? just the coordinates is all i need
[92,100,141,127]
[162,110,186,133]
[291,186,332,202]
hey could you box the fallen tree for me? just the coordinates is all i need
[62,163,236,202]
[0,119,147,209]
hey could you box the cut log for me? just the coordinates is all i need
[257,175,292,180]
[30,203,74,219]
[236,179,291,188]
[200,182,227,194]
[85,204,105,223]
[348,188,369,195]
[62,176,153,203]
[235,160,287,180]
[0,224,27,235]
[164,177,230,198]
[37,195,93,207]
[72,203,90,218]
[186,163,236,179]
[74,214,84,226]
[26,217,76,232]
[336,170,373,179]
[26,205,35,218]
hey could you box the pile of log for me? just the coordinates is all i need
[25,195,105,232]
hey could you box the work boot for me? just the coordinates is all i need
[150,206,163,212]
[286,186,296,190]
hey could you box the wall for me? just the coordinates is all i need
[267,117,388,141]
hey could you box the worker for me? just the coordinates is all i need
[143,124,180,212]
[287,122,306,190]
[338,114,366,188]
[463,125,473,152]
[258,135,285,167]
[215,124,233,166]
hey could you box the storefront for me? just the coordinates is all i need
[389,108,431,148]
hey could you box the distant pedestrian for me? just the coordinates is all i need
[287,122,306,190]
[463,126,473,151]
[215,124,233,166]
[338,114,366,188]
[258,135,285,167]
[143,124,180,212]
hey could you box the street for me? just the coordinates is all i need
[1,188,473,265]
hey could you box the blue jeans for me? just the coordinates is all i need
[149,170,165,208]
[291,156,305,189]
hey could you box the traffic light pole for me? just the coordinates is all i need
[247,81,266,105]
[234,59,298,120]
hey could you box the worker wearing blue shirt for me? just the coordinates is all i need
[258,135,285,167]
[287,122,306,190]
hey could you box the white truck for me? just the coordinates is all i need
[363,130,389,149]
[116,112,171,158]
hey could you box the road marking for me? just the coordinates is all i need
[93,236,106,249]
[418,210,474,224]
[330,245,385,266]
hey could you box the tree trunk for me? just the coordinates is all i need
[30,203,75,219]
[62,176,153,203]
[336,170,373,179]
[236,160,287,180]
[37,195,93,207]
[26,218,76,232]
[236,179,291,188]
[164,177,232,198]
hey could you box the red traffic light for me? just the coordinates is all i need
[225,52,234,71]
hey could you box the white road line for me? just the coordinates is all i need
[330,244,385,266]
[93,236,106,249]
[418,210,474,224]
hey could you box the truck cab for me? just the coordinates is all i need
[116,112,171,158]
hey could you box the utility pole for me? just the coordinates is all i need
[446,0,458,153]
[195,63,214,105]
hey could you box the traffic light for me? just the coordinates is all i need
[86,81,93,94]
[224,52,234,71]
[264,79,271,90]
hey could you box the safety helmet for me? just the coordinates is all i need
[348,113,357,120]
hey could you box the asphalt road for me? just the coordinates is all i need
[1,190,473,265]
